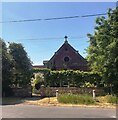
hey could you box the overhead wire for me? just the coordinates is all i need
[1,13,106,41]
[0,13,107,23]
[12,36,87,41]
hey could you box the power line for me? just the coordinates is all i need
[0,13,107,23]
[7,36,87,41]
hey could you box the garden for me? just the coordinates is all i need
[31,68,117,106]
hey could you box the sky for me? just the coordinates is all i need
[1,2,116,65]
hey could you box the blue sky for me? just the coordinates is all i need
[1,2,116,65]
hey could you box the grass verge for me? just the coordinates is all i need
[57,94,95,105]
[96,95,117,104]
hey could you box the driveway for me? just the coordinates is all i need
[1,104,116,118]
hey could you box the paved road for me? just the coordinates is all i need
[1,104,116,118]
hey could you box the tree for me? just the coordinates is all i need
[9,43,33,87]
[1,39,13,96]
[87,7,118,94]
[34,73,44,90]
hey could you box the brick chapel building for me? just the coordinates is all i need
[33,36,88,71]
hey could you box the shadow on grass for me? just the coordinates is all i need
[2,97,24,105]
[2,95,41,105]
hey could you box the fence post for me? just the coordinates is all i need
[56,90,58,98]
[93,89,96,101]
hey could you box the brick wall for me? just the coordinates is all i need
[47,41,88,71]
[44,87,105,97]
[12,86,32,97]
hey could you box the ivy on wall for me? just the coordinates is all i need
[33,68,102,88]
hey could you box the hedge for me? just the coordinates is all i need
[33,68,102,87]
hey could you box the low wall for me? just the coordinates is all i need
[12,86,32,97]
[44,87,105,97]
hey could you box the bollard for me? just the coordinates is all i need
[93,89,96,101]
[56,90,58,98]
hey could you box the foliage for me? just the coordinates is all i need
[44,70,102,87]
[58,94,95,105]
[1,39,33,96]
[33,68,50,73]
[34,73,44,90]
[33,68,102,87]
[9,42,33,87]
[1,39,13,96]
[58,94,117,105]
[87,7,118,94]
[81,82,95,87]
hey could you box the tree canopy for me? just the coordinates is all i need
[9,42,33,87]
[1,39,13,96]
[1,39,33,96]
[87,7,118,94]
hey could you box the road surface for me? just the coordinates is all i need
[1,104,116,118]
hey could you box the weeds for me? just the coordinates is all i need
[57,94,95,105]
[106,95,117,104]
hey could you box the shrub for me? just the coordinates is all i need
[33,73,44,90]
[33,69,102,88]
[57,94,95,105]
[106,95,117,104]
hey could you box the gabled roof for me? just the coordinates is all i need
[48,39,87,63]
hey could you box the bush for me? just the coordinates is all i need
[57,94,95,105]
[106,95,117,104]
[33,69,102,88]
[34,73,44,90]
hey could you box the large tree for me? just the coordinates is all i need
[9,43,33,87]
[87,7,118,94]
[1,39,13,96]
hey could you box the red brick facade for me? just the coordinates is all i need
[45,37,88,71]
[33,37,88,71]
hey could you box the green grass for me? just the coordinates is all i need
[57,94,95,105]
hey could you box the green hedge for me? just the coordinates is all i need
[33,68,102,87]
[33,68,50,73]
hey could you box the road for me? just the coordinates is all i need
[1,104,116,118]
